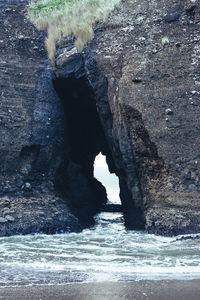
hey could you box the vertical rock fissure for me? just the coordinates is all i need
[84,51,145,230]
[53,76,111,227]
[53,75,145,230]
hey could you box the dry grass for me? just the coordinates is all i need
[28,0,122,65]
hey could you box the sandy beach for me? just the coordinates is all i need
[0,280,200,300]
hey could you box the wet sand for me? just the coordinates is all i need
[0,280,200,300]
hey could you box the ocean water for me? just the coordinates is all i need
[0,212,200,287]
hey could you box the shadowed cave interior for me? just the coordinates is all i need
[53,76,145,230]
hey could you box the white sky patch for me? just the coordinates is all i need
[94,153,107,168]
[94,153,120,204]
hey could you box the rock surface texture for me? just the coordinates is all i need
[0,0,105,236]
[83,0,200,235]
[0,0,82,235]
[0,0,200,236]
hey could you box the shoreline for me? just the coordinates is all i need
[0,280,200,300]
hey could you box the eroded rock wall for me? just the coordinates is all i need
[0,0,106,235]
[84,0,200,235]
[0,0,82,235]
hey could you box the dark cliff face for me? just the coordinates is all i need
[0,0,200,236]
[54,0,200,235]
[0,0,82,235]
[0,0,106,235]
[83,0,200,235]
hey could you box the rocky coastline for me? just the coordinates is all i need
[0,0,200,237]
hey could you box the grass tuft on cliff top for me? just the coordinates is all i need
[28,0,122,65]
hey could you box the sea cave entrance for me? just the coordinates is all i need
[94,153,120,205]
[53,75,144,230]
[94,153,122,213]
